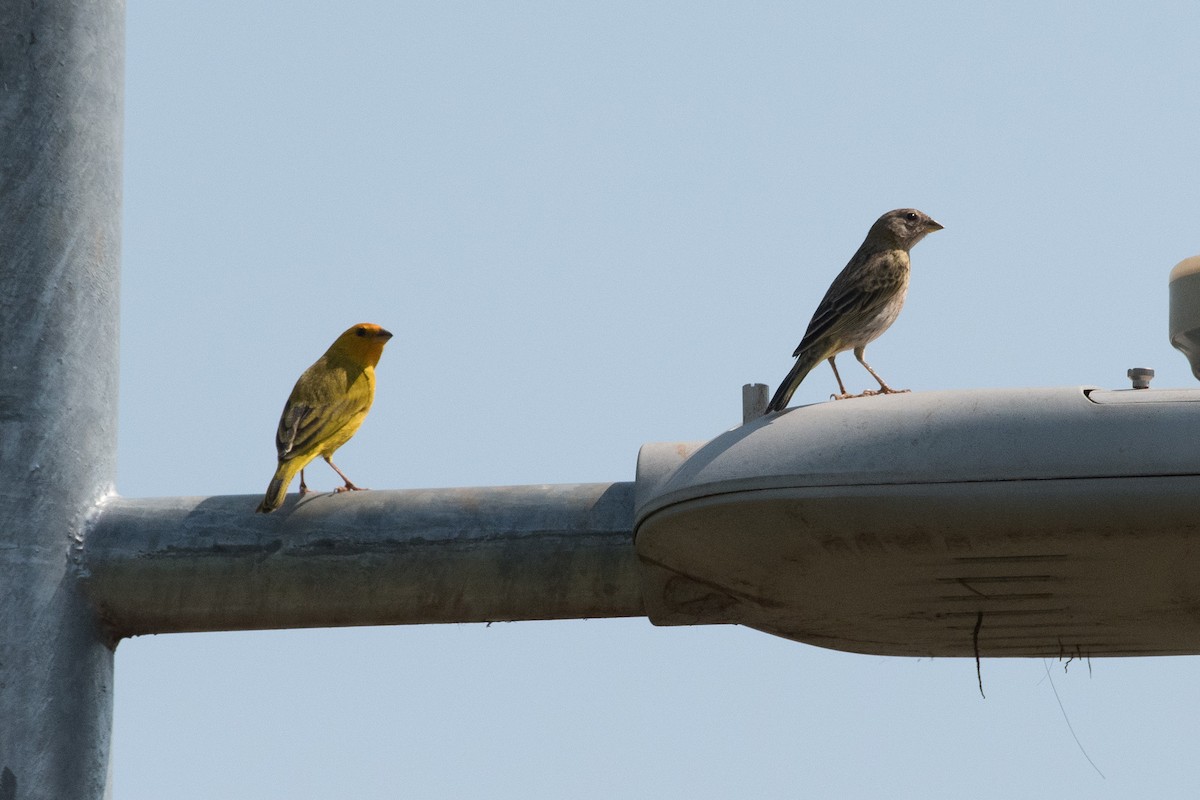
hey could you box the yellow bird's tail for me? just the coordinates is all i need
[255,461,300,513]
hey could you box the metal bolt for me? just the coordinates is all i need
[1127,368,1155,389]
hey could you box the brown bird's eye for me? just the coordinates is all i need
[905,211,918,221]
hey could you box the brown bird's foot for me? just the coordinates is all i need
[334,483,367,494]
[859,386,910,397]
[835,389,888,399]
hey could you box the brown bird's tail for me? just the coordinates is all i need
[765,349,826,413]
[255,462,299,513]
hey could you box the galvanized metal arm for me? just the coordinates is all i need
[83,483,644,638]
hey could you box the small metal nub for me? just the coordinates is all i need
[743,383,769,423]
[1127,368,1155,389]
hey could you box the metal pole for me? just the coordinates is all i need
[84,483,643,635]
[0,1,124,797]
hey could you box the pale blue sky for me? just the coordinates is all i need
[116,2,1200,796]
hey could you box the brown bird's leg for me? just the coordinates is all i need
[855,346,908,395]
[298,468,313,495]
[325,456,366,493]
[828,356,855,400]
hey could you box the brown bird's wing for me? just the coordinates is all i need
[792,254,905,357]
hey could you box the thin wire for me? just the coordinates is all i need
[1042,659,1105,779]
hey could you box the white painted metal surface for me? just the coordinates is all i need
[635,387,1200,657]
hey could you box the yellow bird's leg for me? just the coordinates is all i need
[326,456,365,493]
[298,468,314,496]
[855,346,908,395]
[828,356,855,400]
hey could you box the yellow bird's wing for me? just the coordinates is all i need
[275,396,367,462]
[274,361,374,463]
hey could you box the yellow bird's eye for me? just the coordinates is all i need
[356,327,368,337]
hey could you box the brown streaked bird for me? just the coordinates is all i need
[765,208,942,413]
[255,323,393,513]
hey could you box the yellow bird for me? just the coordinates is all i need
[255,323,393,513]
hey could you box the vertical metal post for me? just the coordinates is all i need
[0,1,124,798]
[742,383,769,423]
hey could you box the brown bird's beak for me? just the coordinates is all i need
[927,218,944,231]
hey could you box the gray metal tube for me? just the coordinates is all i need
[0,1,124,798]
[84,483,644,636]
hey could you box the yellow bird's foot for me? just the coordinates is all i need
[335,483,367,494]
